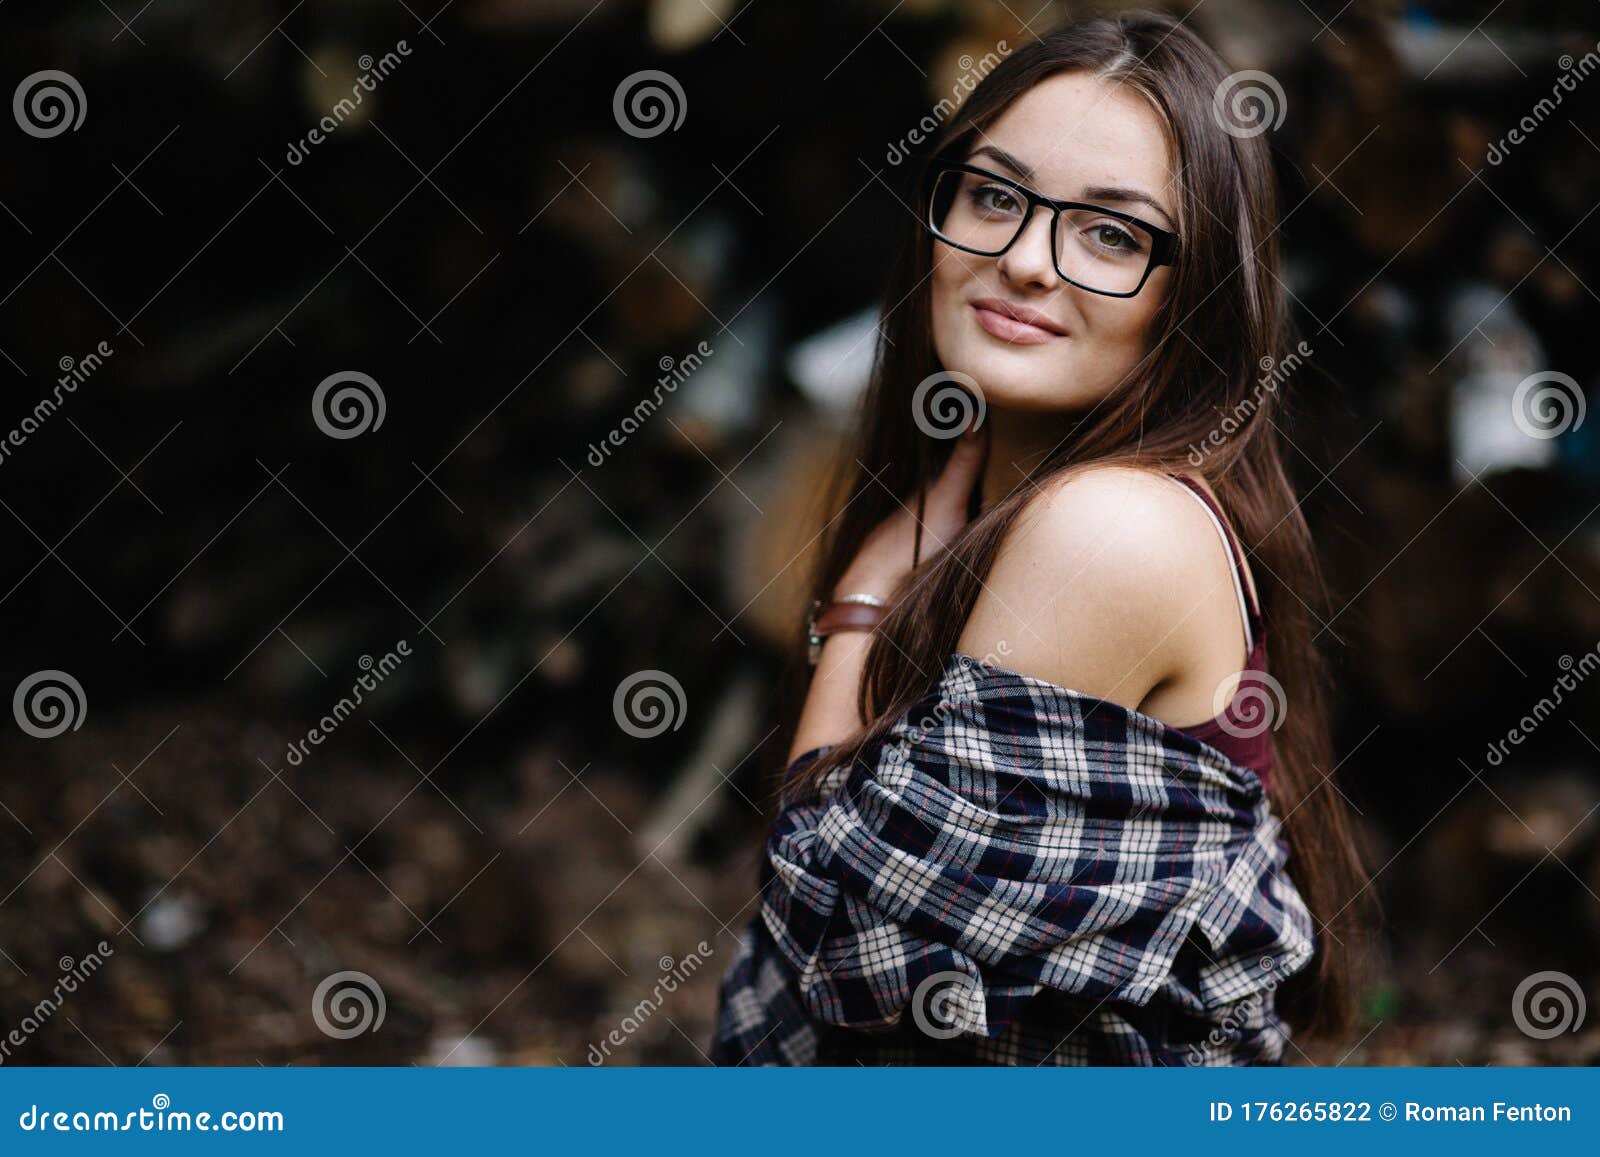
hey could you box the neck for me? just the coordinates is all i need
[978,407,1079,512]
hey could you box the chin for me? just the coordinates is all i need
[986,379,1102,413]
[937,344,1094,413]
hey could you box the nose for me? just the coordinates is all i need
[995,206,1061,291]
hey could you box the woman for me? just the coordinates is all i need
[713,10,1373,1066]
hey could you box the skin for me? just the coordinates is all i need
[788,71,1261,763]
[930,71,1177,507]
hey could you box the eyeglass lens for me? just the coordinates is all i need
[927,168,1156,295]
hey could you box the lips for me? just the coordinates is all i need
[969,297,1068,344]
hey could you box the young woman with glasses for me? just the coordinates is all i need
[713,10,1374,1066]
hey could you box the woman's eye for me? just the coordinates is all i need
[972,184,1020,214]
[1090,223,1139,251]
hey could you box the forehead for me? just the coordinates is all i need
[976,71,1174,200]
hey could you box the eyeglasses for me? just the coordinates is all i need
[921,159,1180,298]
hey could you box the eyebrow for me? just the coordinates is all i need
[966,144,1176,229]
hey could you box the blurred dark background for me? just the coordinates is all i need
[1,0,1599,1065]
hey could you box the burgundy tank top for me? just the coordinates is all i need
[1164,474,1275,790]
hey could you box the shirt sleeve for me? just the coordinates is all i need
[781,743,835,785]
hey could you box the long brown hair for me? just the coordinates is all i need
[780,10,1375,1046]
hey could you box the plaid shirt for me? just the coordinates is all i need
[711,652,1316,1066]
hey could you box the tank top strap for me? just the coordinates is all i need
[1164,473,1262,647]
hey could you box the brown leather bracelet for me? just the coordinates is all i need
[806,596,888,665]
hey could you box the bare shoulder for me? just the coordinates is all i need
[954,465,1235,711]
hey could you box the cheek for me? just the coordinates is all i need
[929,256,977,350]
[1080,302,1154,355]
[931,251,976,306]
[930,262,956,311]
[1064,295,1166,399]
[1081,282,1167,357]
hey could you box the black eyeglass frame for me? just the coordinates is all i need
[920,158,1181,299]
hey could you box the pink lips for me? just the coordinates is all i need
[970,298,1068,344]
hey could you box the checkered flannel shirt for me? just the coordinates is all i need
[711,652,1317,1066]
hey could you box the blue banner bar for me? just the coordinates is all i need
[0,1067,1594,1153]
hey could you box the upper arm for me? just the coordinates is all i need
[954,466,1225,711]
